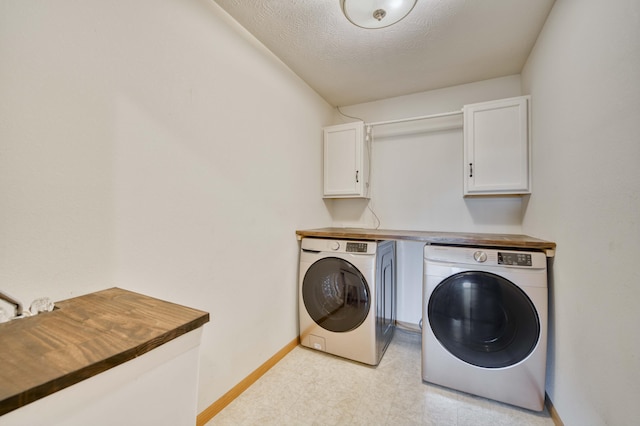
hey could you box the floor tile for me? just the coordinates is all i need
[206,329,554,426]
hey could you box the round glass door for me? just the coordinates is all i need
[302,257,370,333]
[428,271,540,368]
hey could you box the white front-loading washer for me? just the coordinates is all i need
[299,238,396,366]
[422,244,548,411]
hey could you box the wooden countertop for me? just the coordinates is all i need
[296,227,556,256]
[0,287,209,416]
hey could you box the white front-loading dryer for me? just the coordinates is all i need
[299,238,396,366]
[422,244,548,411]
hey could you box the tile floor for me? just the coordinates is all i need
[207,329,555,426]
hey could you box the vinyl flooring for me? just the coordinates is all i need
[207,329,555,426]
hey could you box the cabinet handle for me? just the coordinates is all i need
[356,170,359,183]
[469,163,473,178]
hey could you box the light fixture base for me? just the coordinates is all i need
[341,0,417,29]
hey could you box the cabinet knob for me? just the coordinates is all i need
[356,170,359,183]
[469,163,473,178]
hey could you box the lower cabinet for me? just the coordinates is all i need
[2,329,203,426]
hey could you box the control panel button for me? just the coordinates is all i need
[473,251,487,263]
[330,241,340,251]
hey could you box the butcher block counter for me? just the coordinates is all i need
[0,287,209,420]
[296,227,556,256]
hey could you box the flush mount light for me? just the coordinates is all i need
[341,0,417,29]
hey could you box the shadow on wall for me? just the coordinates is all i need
[324,195,528,230]
[324,198,372,228]
[464,195,529,227]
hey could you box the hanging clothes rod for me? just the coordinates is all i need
[366,109,463,128]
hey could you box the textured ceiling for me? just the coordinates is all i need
[212,0,555,106]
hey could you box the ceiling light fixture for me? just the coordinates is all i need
[341,0,417,29]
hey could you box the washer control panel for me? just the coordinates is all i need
[498,252,533,266]
[346,242,368,253]
[425,245,546,269]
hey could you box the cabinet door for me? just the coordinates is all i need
[323,122,368,198]
[463,96,530,196]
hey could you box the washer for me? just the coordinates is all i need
[299,238,396,365]
[422,244,548,411]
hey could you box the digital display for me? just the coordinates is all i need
[498,252,532,266]
[346,242,368,253]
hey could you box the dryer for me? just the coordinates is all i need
[422,244,548,411]
[299,238,396,365]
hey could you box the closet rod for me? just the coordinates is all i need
[366,109,462,128]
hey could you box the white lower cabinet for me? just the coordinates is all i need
[2,330,203,426]
[463,96,531,196]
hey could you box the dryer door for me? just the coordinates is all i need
[428,271,540,368]
[302,257,370,333]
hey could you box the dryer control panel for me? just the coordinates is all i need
[301,238,378,255]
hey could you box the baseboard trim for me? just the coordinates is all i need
[196,337,299,426]
[545,393,564,426]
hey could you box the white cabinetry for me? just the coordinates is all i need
[323,122,369,198]
[463,96,531,196]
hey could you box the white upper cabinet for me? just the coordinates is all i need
[463,96,531,196]
[323,122,369,198]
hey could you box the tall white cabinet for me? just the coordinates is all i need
[463,96,531,196]
[323,122,369,198]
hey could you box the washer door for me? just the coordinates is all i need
[428,271,540,368]
[302,257,370,333]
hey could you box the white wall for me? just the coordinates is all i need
[521,0,640,424]
[335,76,525,325]
[0,0,333,414]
